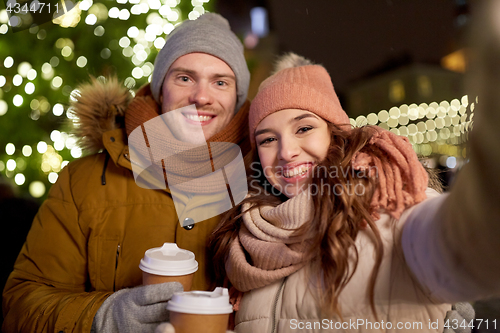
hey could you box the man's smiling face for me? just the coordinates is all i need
[161,52,237,143]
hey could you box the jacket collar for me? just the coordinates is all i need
[102,128,131,171]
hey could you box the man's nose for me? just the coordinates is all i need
[278,136,301,161]
[189,82,213,106]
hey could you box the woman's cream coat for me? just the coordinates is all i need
[234,190,452,333]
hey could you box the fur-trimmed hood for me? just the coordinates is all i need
[70,76,134,155]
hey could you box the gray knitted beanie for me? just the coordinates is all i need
[151,13,250,111]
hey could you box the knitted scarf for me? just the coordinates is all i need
[226,190,313,293]
[124,84,251,193]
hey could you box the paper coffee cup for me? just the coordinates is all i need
[139,243,198,291]
[167,287,233,333]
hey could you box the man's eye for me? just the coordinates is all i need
[178,76,190,82]
[216,81,227,86]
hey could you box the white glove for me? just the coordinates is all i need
[92,282,183,333]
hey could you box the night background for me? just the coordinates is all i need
[1,0,498,328]
[0,0,473,203]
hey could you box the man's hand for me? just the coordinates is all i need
[93,282,184,333]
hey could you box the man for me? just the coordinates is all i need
[2,13,250,333]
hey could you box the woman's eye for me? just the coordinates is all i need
[258,137,276,146]
[297,126,313,134]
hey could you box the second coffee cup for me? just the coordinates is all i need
[139,243,198,291]
[167,287,233,333]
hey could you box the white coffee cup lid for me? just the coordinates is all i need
[166,287,233,315]
[139,243,198,276]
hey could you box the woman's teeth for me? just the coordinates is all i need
[185,114,213,122]
[283,165,311,178]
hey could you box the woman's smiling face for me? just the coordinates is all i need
[254,109,331,198]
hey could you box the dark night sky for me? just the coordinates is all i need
[267,0,463,93]
[218,0,468,96]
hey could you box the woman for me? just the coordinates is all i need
[208,44,498,331]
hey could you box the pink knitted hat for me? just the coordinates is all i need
[249,59,350,147]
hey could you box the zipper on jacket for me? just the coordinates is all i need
[270,278,287,333]
[116,244,121,268]
[114,244,120,290]
[101,152,110,185]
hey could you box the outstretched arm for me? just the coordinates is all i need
[402,0,500,302]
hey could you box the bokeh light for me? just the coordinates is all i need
[13,95,23,106]
[37,141,48,154]
[0,100,8,116]
[4,56,14,68]
[13,74,23,86]
[29,181,46,198]
[15,173,26,185]
[6,159,16,171]
[25,82,35,94]
[5,143,15,155]
[48,172,59,184]
[22,145,32,156]
[77,56,88,67]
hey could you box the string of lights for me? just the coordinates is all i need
[349,95,474,159]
